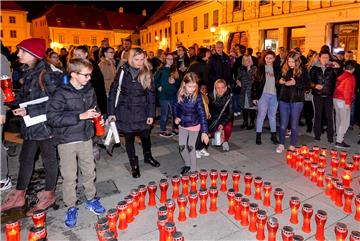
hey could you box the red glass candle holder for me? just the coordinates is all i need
[274,188,284,214]
[188,191,198,218]
[293,235,304,241]
[209,187,218,212]
[331,158,340,177]
[220,170,228,192]
[181,174,189,196]
[315,210,327,241]
[346,161,354,171]
[177,195,187,222]
[171,176,180,199]
[102,231,116,240]
[318,155,326,168]
[355,194,360,221]
[107,208,118,238]
[267,217,278,241]
[339,151,347,168]
[295,146,301,155]
[159,179,169,204]
[304,158,311,177]
[227,188,236,215]
[124,195,134,223]
[199,188,208,214]
[296,154,304,172]
[1,76,15,102]
[199,169,208,189]
[93,115,106,136]
[263,181,272,207]
[248,203,259,232]
[138,184,147,210]
[334,222,348,241]
[158,206,168,218]
[301,203,313,233]
[116,201,127,230]
[317,167,325,187]
[240,198,250,226]
[343,188,354,213]
[289,196,300,224]
[313,145,320,155]
[256,210,267,241]
[28,226,47,241]
[309,150,315,163]
[172,231,184,241]
[234,193,243,221]
[311,162,318,183]
[189,171,198,193]
[286,150,293,166]
[130,188,140,216]
[148,181,157,206]
[320,147,327,157]
[164,222,176,241]
[244,173,253,196]
[157,215,168,241]
[5,220,20,241]
[210,169,218,188]
[254,176,263,200]
[341,167,352,188]
[32,209,46,228]
[352,153,360,171]
[325,173,333,196]
[232,170,241,192]
[350,231,360,241]
[300,144,309,157]
[291,152,298,169]
[335,182,344,207]
[331,149,338,159]
[331,178,339,202]
[165,199,176,223]
[281,226,294,241]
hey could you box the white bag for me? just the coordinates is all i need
[211,130,224,146]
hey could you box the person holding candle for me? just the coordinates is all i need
[47,58,106,228]
[174,72,209,175]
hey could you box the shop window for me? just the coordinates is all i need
[213,10,219,26]
[234,0,242,10]
[204,13,209,29]
[165,28,167,38]
[180,21,184,34]
[288,27,305,53]
[193,16,198,32]
[175,22,178,35]
[332,22,359,54]
[264,29,279,51]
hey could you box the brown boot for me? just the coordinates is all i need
[26,190,56,216]
[0,189,26,212]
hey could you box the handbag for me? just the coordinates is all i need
[208,94,232,132]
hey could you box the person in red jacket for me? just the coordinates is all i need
[333,60,356,148]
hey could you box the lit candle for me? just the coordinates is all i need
[227,188,236,215]
[177,195,187,222]
[312,145,320,155]
[295,146,301,155]
[262,181,272,207]
[320,147,327,157]
[301,203,313,233]
[148,181,157,206]
[254,176,263,200]
[318,155,326,168]
[350,231,360,241]
[286,150,293,166]
[331,178,339,202]
[199,188,208,214]
[106,208,118,238]
[289,196,300,224]
[232,170,241,192]
[240,198,250,226]
[5,220,20,241]
[316,167,325,187]
[171,176,180,200]
[355,194,360,221]
[165,199,176,223]
[312,151,319,164]
[209,187,218,212]
[308,150,315,164]
[124,195,134,223]
[292,152,299,168]
[325,173,333,196]
[334,222,348,241]
[199,169,208,189]
[346,161,354,171]
[28,226,47,241]
[303,158,311,177]
[159,179,169,204]
[248,203,259,232]
[164,222,176,241]
[281,226,294,241]
[234,193,243,221]
[267,217,278,241]
[244,173,253,196]
[330,149,338,159]
[341,167,352,188]
[172,231,184,241]
[158,206,168,218]
[32,209,46,228]
[210,169,218,188]
[315,210,327,241]
[220,170,228,192]
[138,184,147,210]
[296,154,304,172]
[188,191,198,218]
[293,234,304,241]
[189,171,198,193]
[331,158,340,177]
[300,144,309,158]
[274,188,284,214]
[116,201,127,230]
[352,153,360,171]
[256,210,267,241]
[130,188,140,216]
[181,174,189,196]
[343,188,354,214]
[157,215,168,241]
[339,151,347,169]
[310,162,318,183]
[335,182,344,207]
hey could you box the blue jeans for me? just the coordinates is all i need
[233,93,241,113]
[256,93,278,133]
[159,98,176,131]
[279,101,304,146]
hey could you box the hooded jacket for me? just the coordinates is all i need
[310,61,341,97]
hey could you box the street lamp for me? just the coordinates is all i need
[210,26,216,33]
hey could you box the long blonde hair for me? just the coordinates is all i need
[281,51,303,77]
[306,52,318,71]
[177,72,199,103]
[128,48,152,89]
[212,79,227,100]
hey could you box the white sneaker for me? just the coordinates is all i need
[276,144,285,154]
[199,148,210,157]
[222,142,230,151]
[196,151,201,159]
[0,177,12,191]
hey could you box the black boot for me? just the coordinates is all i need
[270,132,279,144]
[247,110,256,130]
[144,153,160,167]
[241,109,248,129]
[256,132,262,145]
[131,165,140,178]
[180,166,191,175]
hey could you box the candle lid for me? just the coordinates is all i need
[124,195,133,203]
[234,193,243,201]
[200,169,208,174]
[317,167,325,173]
[172,175,180,181]
[335,182,344,190]
[232,170,241,175]
[227,188,235,194]
[335,222,347,232]
[316,209,327,219]
[302,203,312,211]
[210,169,218,174]
[254,176,263,184]
[164,222,175,231]
[249,203,258,211]
[130,188,139,196]
[177,195,187,202]
[257,209,267,219]
[311,162,318,168]
[263,181,271,187]
[189,171,198,178]
[181,174,189,180]
[97,217,108,226]
[97,224,110,232]
[274,188,283,194]
[350,231,360,239]
[290,196,300,204]
[304,158,311,163]
[160,178,168,184]
[172,231,183,239]
[158,214,168,222]
[297,154,304,160]
[138,184,147,192]
[5,220,19,228]
[209,187,218,194]
[267,217,278,226]
[245,172,252,177]
[189,191,198,199]
[166,199,175,206]
[356,194,360,202]
[199,188,208,195]
[293,235,304,241]
[331,177,339,184]
[107,208,117,216]
[29,226,46,236]
[344,187,354,195]
[282,226,294,236]
[33,209,45,217]
[148,181,157,187]
[241,197,250,205]
[159,205,168,212]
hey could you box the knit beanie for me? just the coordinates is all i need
[17,38,46,59]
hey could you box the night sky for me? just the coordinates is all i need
[16,1,165,20]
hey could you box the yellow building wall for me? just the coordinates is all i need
[31,17,50,46]
[1,10,30,51]
[140,19,171,53]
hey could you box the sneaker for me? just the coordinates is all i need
[0,177,12,191]
[85,197,106,215]
[65,207,78,228]
[276,144,285,154]
[335,141,351,149]
[159,131,172,137]
[198,148,210,157]
[196,151,201,159]
[222,142,230,151]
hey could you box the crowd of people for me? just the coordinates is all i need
[0,37,359,228]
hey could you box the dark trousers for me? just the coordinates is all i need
[124,129,151,167]
[313,95,334,141]
[16,139,58,191]
[303,101,314,131]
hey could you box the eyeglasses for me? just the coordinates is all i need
[77,72,92,78]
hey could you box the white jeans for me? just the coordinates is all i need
[333,98,351,143]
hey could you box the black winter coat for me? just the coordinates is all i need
[47,82,96,144]
[187,58,209,86]
[278,69,310,103]
[310,65,341,97]
[207,53,232,90]
[176,55,191,81]
[90,59,107,115]
[208,90,233,131]
[108,63,156,133]
[15,60,64,140]
[251,64,281,101]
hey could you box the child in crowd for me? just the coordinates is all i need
[47,58,105,228]
[174,72,209,175]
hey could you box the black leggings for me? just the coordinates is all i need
[124,129,152,167]
[16,139,58,191]
[313,95,334,140]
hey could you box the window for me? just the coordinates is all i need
[1,30,3,38]
[142,35,144,44]
[73,35,79,44]
[9,16,16,24]
[58,34,64,43]
[155,31,158,41]
[204,13,209,29]
[160,29,162,40]
[234,0,242,10]
[213,10,219,26]
[180,21,184,34]
[146,33,148,43]
[165,28,168,38]
[260,0,270,5]
[0,16,2,23]
[91,36,97,45]
[168,27,171,36]
[175,22,178,35]
[10,30,16,38]
[193,17,198,32]
[149,32,151,43]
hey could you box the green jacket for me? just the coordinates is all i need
[154,67,180,100]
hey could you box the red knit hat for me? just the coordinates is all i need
[17,38,46,59]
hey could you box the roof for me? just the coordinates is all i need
[1,1,26,11]
[105,11,145,31]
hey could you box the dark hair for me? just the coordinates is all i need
[319,50,330,57]
[246,48,253,55]
[344,60,356,71]
[197,47,209,59]
[49,51,58,58]
[188,46,195,50]
[60,47,67,52]
[346,50,353,54]
[46,48,54,55]
[75,45,89,55]
[100,47,114,58]
[123,38,132,44]
[263,50,276,60]
[320,45,330,53]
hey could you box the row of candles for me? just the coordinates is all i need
[5,209,48,241]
